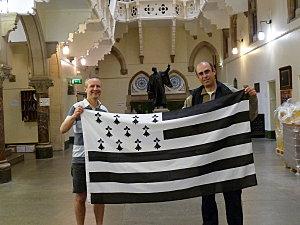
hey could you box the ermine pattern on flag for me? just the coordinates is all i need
[81,91,257,204]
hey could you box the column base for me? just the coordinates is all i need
[35,144,53,159]
[0,160,11,184]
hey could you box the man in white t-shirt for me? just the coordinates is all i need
[60,77,107,225]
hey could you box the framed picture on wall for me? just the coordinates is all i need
[279,66,292,90]
[254,82,260,93]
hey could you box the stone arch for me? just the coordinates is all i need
[168,69,189,94]
[128,70,150,95]
[19,14,48,78]
[111,46,128,75]
[188,41,219,72]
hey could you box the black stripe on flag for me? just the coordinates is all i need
[163,111,249,140]
[88,132,251,163]
[89,154,254,183]
[90,174,257,204]
[162,90,248,121]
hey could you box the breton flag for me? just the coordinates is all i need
[81,90,257,204]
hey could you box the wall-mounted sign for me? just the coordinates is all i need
[71,78,82,85]
[39,98,50,107]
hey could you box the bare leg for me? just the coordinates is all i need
[74,193,87,225]
[94,204,105,225]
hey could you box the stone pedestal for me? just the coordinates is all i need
[0,160,11,184]
[153,107,169,113]
[35,144,53,159]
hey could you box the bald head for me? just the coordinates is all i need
[195,61,217,90]
[195,62,215,74]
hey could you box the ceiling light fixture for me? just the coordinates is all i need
[80,57,87,66]
[62,43,70,55]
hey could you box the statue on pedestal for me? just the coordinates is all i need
[147,65,172,110]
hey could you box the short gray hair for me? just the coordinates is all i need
[84,77,101,88]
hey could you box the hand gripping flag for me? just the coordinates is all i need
[81,91,257,204]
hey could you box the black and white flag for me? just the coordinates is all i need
[81,91,257,204]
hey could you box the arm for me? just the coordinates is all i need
[224,84,258,121]
[244,86,258,121]
[183,95,192,108]
[60,106,84,134]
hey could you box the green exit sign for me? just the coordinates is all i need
[71,78,82,84]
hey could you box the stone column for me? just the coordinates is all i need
[29,77,54,159]
[0,64,12,183]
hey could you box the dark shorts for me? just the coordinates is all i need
[71,163,87,193]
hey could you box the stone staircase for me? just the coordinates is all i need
[5,147,24,166]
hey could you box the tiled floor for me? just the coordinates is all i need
[0,139,299,225]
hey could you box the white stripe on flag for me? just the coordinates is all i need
[87,164,256,193]
[86,142,253,173]
[164,100,249,129]
[162,121,250,150]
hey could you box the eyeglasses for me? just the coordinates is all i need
[197,69,212,77]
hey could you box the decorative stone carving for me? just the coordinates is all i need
[139,55,144,64]
[46,42,58,58]
[0,13,18,37]
[29,77,54,94]
[130,72,149,95]
[170,55,175,63]
[115,0,204,21]
[171,19,176,62]
[0,64,13,86]
[165,71,187,94]
[138,20,144,64]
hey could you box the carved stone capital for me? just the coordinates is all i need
[121,68,128,75]
[0,13,18,37]
[188,66,194,72]
[29,77,54,93]
[0,64,12,86]
[46,42,58,58]
[139,55,144,64]
[170,55,175,63]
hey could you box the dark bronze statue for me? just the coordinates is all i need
[147,65,172,109]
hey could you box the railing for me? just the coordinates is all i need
[115,0,206,22]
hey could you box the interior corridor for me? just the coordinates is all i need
[0,139,299,225]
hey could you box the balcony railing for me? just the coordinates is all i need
[115,0,206,22]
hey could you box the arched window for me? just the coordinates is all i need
[165,70,187,94]
[130,72,149,95]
